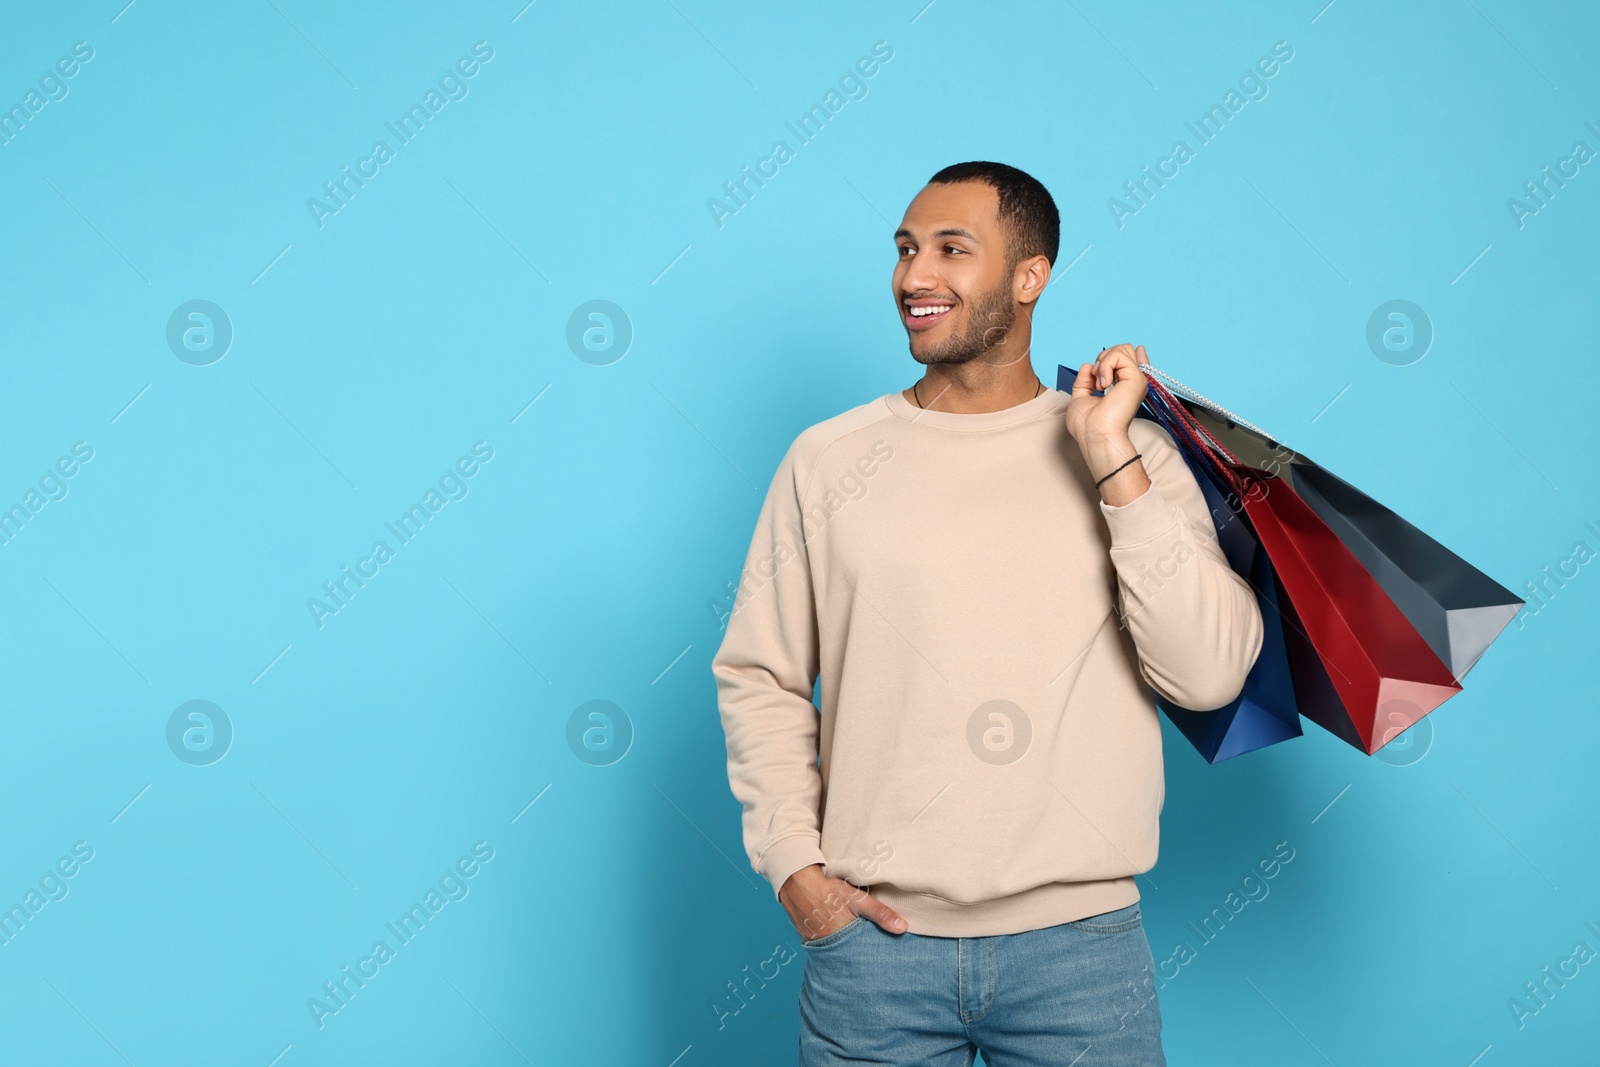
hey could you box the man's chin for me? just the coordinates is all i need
[908,343,977,366]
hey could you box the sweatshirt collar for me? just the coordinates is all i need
[882,384,1068,431]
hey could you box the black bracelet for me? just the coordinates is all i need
[1094,453,1143,490]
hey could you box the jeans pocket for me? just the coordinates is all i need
[1065,902,1142,934]
[801,914,867,948]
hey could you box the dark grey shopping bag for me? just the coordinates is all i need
[1181,401,1522,681]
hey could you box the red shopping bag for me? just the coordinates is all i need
[1143,374,1462,754]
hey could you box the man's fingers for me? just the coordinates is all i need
[1095,347,1121,389]
[1069,361,1095,399]
[1096,344,1134,388]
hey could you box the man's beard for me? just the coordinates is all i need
[909,272,1016,365]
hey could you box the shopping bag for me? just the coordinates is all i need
[1058,363,1303,762]
[1176,401,1522,681]
[1135,370,1466,756]
[1158,451,1304,761]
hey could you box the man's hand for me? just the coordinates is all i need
[1066,344,1153,506]
[1065,343,1148,445]
[779,864,907,942]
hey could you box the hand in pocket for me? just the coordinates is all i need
[779,864,908,941]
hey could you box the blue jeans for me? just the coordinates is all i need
[797,902,1165,1066]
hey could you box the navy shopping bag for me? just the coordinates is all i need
[1059,363,1303,762]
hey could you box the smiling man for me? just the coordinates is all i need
[713,161,1264,1065]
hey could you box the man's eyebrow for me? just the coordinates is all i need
[893,227,981,242]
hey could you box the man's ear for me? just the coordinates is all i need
[1014,254,1051,306]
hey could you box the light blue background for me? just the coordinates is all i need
[1,1,1595,1063]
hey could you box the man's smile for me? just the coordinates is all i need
[904,299,955,330]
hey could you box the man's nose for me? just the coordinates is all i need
[900,252,942,295]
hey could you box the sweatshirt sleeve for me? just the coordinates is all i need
[1096,420,1264,711]
[711,440,829,899]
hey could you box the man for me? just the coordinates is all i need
[712,160,1264,1065]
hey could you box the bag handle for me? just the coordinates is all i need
[1136,372,1252,499]
[1140,373,1237,466]
[1138,363,1278,444]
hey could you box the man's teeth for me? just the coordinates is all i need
[909,305,952,317]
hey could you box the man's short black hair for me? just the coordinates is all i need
[926,161,1061,269]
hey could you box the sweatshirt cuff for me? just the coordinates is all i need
[1098,480,1181,547]
[760,834,828,900]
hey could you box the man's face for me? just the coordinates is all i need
[892,181,1018,366]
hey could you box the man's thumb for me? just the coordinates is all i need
[864,897,908,933]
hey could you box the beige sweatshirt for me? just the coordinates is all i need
[712,385,1264,937]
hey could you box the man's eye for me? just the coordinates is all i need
[898,246,915,257]
[945,246,965,254]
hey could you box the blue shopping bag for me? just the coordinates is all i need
[1058,363,1302,762]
